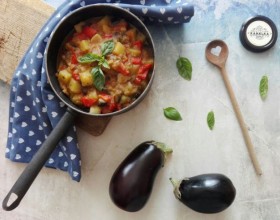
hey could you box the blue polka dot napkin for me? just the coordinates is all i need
[5,0,194,182]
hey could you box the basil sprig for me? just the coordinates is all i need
[78,53,100,63]
[176,57,192,81]
[101,40,115,56]
[163,107,182,121]
[259,75,268,100]
[92,67,105,91]
[78,40,115,91]
[207,111,215,130]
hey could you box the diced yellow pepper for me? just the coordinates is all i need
[68,78,82,94]
[91,34,102,44]
[74,22,85,33]
[79,40,90,52]
[112,42,125,55]
[79,70,93,87]
[128,48,141,57]
[97,16,111,27]
[126,28,137,42]
[102,24,112,34]
[70,94,83,105]
[57,69,72,84]
[87,89,98,100]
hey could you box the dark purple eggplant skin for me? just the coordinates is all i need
[109,141,170,212]
[171,174,236,214]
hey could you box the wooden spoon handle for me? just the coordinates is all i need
[220,67,262,175]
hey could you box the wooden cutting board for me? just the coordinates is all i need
[0,0,111,136]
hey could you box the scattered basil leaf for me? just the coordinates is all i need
[92,66,105,91]
[207,111,215,130]
[78,53,101,63]
[101,40,115,56]
[176,57,192,81]
[163,107,182,121]
[259,75,268,100]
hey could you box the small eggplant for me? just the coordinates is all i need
[109,141,172,212]
[170,173,236,214]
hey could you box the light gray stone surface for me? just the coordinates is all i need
[1,0,280,219]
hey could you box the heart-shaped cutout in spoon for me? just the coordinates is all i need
[211,46,222,57]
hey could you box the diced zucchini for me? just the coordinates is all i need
[90,105,101,114]
[79,40,90,52]
[79,70,93,87]
[91,34,102,44]
[112,42,125,55]
[68,78,82,94]
[57,69,72,84]
[128,48,141,57]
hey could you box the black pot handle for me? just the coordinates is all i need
[2,108,77,211]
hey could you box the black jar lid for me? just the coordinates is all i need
[239,15,278,52]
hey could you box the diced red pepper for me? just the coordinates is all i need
[82,26,97,38]
[134,63,153,83]
[58,65,67,71]
[117,62,130,75]
[134,76,142,85]
[137,70,149,80]
[67,36,73,43]
[109,102,117,112]
[81,96,97,108]
[131,57,142,65]
[99,93,112,103]
[133,40,143,50]
[72,72,80,81]
[71,53,78,64]
[77,33,88,41]
[137,63,152,76]
[101,106,111,114]
[104,34,113,39]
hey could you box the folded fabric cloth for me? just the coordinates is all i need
[5,0,194,182]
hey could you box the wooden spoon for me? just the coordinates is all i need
[205,40,262,175]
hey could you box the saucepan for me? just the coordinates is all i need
[3,4,155,211]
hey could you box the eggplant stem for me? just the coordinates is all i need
[152,141,173,154]
[169,178,182,200]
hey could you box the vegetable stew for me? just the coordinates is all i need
[56,16,154,114]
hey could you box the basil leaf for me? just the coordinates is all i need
[259,75,268,100]
[92,66,105,91]
[163,107,182,121]
[101,40,115,56]
[176,57,192,81]
[207,111,215,130]
[102,59,110,69]
[78,53,101,63]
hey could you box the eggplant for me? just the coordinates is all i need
[170,173,236,214]
[109,141,172,212]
